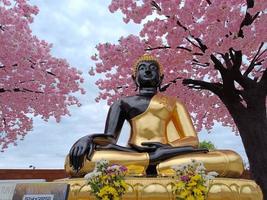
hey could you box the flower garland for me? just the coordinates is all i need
[172,159,218,200]
[84,160,128,200]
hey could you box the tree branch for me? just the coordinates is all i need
[210,54,227,75]
[230,49,242,70]
[160,77,182,91]
[222,53,233,69]
[145,46,171,51]
[244,42,264,77]
[176,46,192,52]
[28,59,57,77]
[182,79,223,96]
[186,37,207,53]
[205,0,212,5]
[210,53,243,100]
[0,88,44,94]
[192,62,209,67]
[0,25,5,31]
[177,20,187,31]
[0,64,19,68]
[186,38,200,49]
[238,11,260,37]
[192,37,208,53]
[145,45,193,53]
[176,18,208,53]
[246,0,254,8]
[229,49,253,89]
[151,1,161,12]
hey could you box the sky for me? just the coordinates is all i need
[0,0,248,169]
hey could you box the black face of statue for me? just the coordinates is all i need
[135,61,161,88]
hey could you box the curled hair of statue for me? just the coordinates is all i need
[132,54,163,77]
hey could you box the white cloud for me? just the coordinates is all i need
[66,0,90,15]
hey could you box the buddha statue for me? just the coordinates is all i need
[65,54,244,178]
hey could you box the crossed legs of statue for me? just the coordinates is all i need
[65,144,244,178]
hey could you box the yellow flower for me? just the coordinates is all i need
[121,180,128,190]
[98,186,118,198]
[114,181,120,187]
[186,195,195,200]
[196,195,205,200]
[114,196,120,200]
[102,196,109,200]
[180,190,190,198]
[101,175,108,181]
[191,174,201,181]
[198,185,208,192]
[193,188,202,196]
[176,181,186,188]
[187,180,197,187]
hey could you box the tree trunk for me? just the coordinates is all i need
[239,117,267,199]
[222,95,267,199]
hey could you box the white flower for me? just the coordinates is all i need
[203,171,218,181]
[84,171,101,180]
[196,165,206,173]
[172,165,184,172]
[107,165,120,171]
[99,159,109,165]
[207,171,218,177]
[84,172,95,180]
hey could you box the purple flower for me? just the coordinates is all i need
[181,175,190,182]
[119,166,127,172]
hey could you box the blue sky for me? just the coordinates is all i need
[0,0,248,169]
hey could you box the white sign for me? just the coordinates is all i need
[22,194,54,200]
[0,183,16,200]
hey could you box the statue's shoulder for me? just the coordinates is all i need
[120,95,138,102]
[154,93,177,110]
[118,95,140,107]
[155,93,187,110]
[156,93,176,103]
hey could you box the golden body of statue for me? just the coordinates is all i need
[64,55,243,178]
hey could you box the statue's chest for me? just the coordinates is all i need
[146,95,174,120]
[124,95,174,121]
[127,95,175,144]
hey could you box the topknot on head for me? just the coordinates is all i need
[132,54,163,76]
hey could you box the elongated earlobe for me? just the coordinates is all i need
[132,75,139,91]
[158,75,164,91]
[158,74,164,87]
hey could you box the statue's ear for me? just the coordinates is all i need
[131,75,135,81]
[160,74,164,82]
[159,74,164,85]
[158,74,165,91]
[132,74,139,90]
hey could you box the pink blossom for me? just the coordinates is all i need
[0,0,84,150]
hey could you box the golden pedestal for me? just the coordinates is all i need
[55,177,263,200]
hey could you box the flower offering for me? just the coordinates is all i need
[172,159,218,200]
[85,160,128,200]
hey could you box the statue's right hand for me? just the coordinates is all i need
[69,135,94,172]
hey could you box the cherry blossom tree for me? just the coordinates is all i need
[0,0,84,151]
[91,0,267,197]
